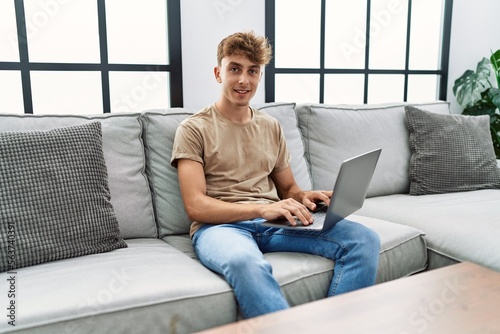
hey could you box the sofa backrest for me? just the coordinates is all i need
[0,113,157,239]
[140,109,195,237]
[295,101,450,197]
[255,102,312,191]
[141,103,313,236]
[1,101,450,239]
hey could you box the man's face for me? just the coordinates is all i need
[215,54,263,107]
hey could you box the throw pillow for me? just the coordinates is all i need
[0,122,127,272]
[405,106,500,195]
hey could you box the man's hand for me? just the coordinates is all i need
[300,190,332,212]
[270,167,333,226]
[257,190,332,226]
[257,198,313,226]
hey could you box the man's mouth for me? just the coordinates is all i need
[235,89,250,94]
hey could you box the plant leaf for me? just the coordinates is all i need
[453,58,492,108]
[491,49,500,88]
[463,103,496,118]
[476,57,492,78]
[492,93,500,109]
[485,87,500,108]
[490,124,500,159]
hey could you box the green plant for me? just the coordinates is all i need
[453,49,500,159]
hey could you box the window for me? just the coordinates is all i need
[0,0,182,114]
[265,0,453,104]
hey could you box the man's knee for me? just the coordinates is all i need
[365,227,381,251]
[224,252,271,275]
[358,228,381,262]
[346,222,381,257]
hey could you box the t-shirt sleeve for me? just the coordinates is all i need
[272,123,291,173]
[170,121,204,168]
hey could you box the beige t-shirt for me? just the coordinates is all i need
[171,104,291,236]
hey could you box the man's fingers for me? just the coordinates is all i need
[281,199,312,225]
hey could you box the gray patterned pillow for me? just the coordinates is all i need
[0,122,127,272]
[405,106,500,195]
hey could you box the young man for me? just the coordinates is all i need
[171,31,380,319]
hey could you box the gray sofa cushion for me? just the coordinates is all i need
[357,190,500,271]
[141,109,196,237]
[348,215,427,283]
[0,122,126,272]
[164,213,427,286]
[0,113,156,239]
[142,103,313,236]
[255,102,312,190]
[405,106,500,195]
[0,239,237,334]
[164,234,334,306]
[295,102,450,197]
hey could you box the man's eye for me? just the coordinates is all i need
[249,69,258,74]
[230,67,239,72]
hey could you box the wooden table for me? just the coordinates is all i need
[197,262,500,333]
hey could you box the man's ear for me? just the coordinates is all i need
[214,66,222,83]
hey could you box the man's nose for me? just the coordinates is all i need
[239,73,249,84]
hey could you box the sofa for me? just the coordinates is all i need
[1,101,499,334]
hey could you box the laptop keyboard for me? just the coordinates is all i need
[293,203,327,226]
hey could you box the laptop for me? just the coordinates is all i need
[261,148,382,231]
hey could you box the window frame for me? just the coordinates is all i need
[0,0,183,114]
[264,0,453,104]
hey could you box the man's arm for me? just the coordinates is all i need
[177,159,314,225]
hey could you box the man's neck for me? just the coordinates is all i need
[215,100,252,124]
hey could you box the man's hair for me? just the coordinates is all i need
[217,31,273,67]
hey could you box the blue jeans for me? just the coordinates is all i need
[192,218,380,319]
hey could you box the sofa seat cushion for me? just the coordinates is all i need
[348,215,427,283]
[357,190,500,271]
[0,239,237,334]
[0,113,156,239]
[163,234,334,307]
[164,214,427,294]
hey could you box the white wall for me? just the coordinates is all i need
[181,0,500,113]
[447,0,500,113]
[180,0,265,109]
